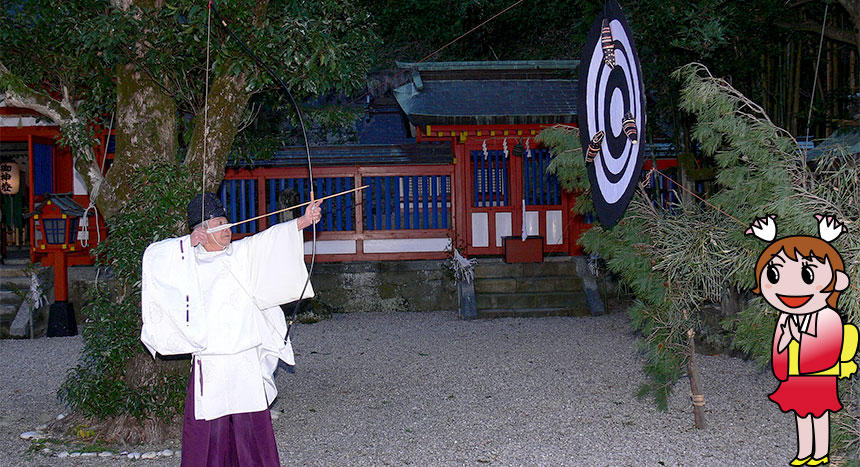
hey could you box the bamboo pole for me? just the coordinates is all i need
[774,45,785,126]
[762,54,769,114]
[793,42,802,136]
[766,54,773,115]
[783,44,790,126]
[826,43,832,134]
[687,328,706,429]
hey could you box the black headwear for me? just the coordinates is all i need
[187,192,227,230]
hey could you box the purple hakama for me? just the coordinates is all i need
[181,366,280,467]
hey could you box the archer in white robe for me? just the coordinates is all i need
[140,219,313,421]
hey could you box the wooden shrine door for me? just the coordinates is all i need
[462,139,571,257]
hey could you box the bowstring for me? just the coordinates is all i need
[351,0,524,107]
[208,1,315,342]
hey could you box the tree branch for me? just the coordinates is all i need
[837,0,860,20]
[1,60,108,201]
[1,61,73,123]
[774,19,856,46]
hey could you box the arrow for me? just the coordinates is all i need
[206,185,369,233]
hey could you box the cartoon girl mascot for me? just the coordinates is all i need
[747,215,858,466]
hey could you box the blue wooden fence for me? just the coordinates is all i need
[582,168,703,223]
[363,175,451,230]
[650,171,678,212]
[218,179,258,234]
[523,148,561,206]
[264,176,355,232]
[471,150,508,207]
[648,171,707,212]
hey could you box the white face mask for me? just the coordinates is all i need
[196,217,231,251]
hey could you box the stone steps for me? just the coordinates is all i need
[1,258,47,280]
[478,290,585,309]
[1,276,31,290]
[474,275,582,294]
[473,260,579,278]
[0,290,21,305]
[472,257,600,318]
[475,306,592,319]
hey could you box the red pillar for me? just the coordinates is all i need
[52,251,69,301]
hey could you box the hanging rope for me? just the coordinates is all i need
[79,113,112,249]
[804,3,828,150]
[351,0,524,106]
[202,2,212,224]
[650,168,744,226]
[414,0,524,65]
[79,113,113,292]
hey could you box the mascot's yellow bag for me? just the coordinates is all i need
[807,323,859,379]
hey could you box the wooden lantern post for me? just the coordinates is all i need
[29,195,84,336]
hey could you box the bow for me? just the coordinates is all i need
[209,1,315,339]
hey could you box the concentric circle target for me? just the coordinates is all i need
[577,0,646,228]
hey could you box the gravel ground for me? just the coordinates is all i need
[1,311,801,466]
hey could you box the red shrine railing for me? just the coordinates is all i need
[220,148,682,262]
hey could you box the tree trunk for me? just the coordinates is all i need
[183,73,252,194]
[99,64,178,217]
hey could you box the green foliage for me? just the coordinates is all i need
[136,0,377,159]
[542,62,860,455]
[727,298,777,366]
[540,125,693,406]
[59,164,195,421]
[2,0,378,164]
[1,0,118,159]
[130,0,377,99]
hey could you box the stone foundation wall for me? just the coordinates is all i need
[65,260,457,321]
[310,260,457,313]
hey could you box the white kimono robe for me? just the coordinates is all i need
[140,219,313,420]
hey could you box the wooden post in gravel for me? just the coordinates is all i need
[687,328,706,429]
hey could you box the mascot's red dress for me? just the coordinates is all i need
[769,308,843,417]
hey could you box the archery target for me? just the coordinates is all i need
[578,0,646,228]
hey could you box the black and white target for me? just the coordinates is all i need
[578,0,646,228]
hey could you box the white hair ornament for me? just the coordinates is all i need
[815,214,846,242]
[745,214,847,243]
[745,215,777,242]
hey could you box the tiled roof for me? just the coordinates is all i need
[394,79,577,127]
[26,193,86,217]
